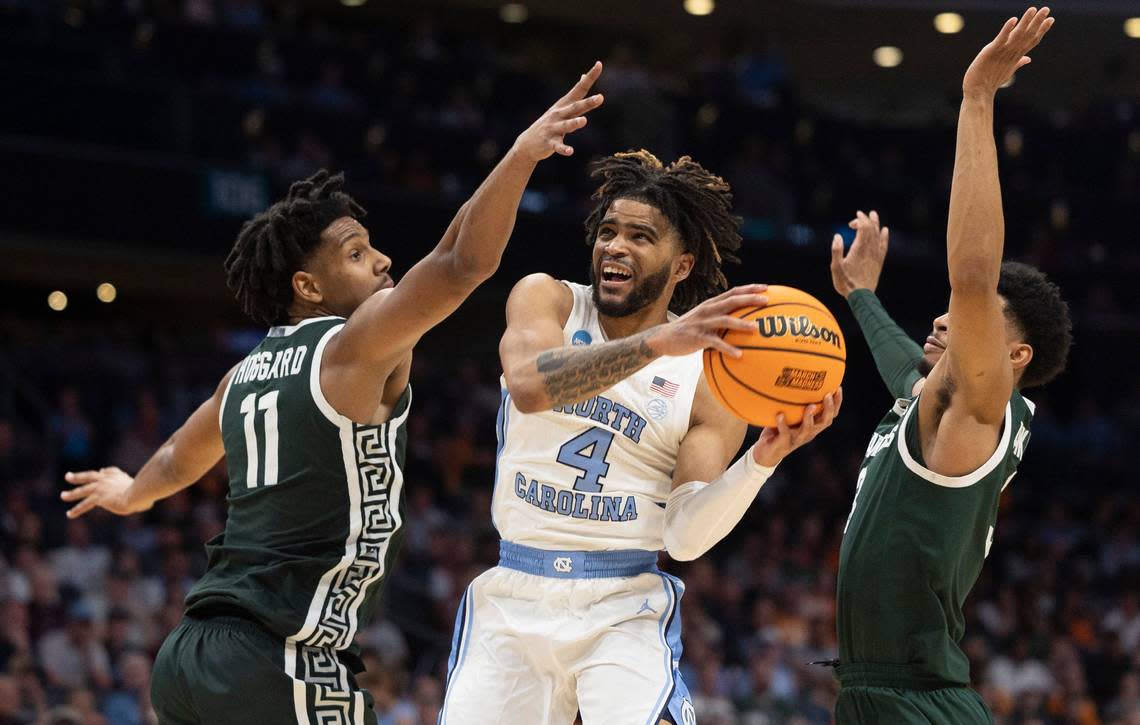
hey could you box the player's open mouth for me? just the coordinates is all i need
[601,264,634,287]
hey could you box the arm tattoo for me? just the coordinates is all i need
[536,333,655,406]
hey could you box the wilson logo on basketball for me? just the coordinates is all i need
[757,315,843,350]
[775,367,827,391]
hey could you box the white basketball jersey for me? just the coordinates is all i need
[491,282,704,552]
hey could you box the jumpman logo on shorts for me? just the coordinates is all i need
[637,598,657,615]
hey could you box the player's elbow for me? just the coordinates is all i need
[449,247,502,284]
[503,377,548,415]
[663,532,703,562]
[948,255,999,292]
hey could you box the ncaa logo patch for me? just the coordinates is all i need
[646,398,669,421]
[571,329,593,346]
[553,557,573,573]
[681,699,696,725]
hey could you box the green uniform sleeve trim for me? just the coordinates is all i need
[846,288,924,399]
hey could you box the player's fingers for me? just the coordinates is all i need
[67,496,100,519]
[558,94,604,117]
[1015,57,1032,71]
[710,293,768,315]
[831,234,845,268]
[710,315,756,333]
[551,116,588,135]
[555,143,574,156]
[65,470,102,485]
[880,226,890,252]
[996,16,1018,44]
[60,484,95,502]
[559,61,603,103]
[775,412,791,439]
[709,337,743,359]
[1036,15,1054,42]
[869,210,880,226]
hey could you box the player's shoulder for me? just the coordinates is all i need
[508,273,574,314]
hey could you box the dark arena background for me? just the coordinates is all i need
[1,1,1138,723]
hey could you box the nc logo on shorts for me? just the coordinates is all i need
[681,699,696,725]
[571,330,592,346]
[553,557,573,573]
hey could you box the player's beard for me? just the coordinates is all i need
[590,261,672,318]
[916,355,936,378]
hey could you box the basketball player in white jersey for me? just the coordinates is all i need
[440,151,842,724]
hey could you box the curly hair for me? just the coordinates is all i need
[224,170,365,326]
[998,261,1072,388]
[584,150,743,313]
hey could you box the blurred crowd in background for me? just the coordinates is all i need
[1,1,1138,724]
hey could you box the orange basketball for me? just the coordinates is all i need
[703,285,845,428]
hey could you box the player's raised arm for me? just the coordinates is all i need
[500,279,768,414]
[928,8,1053,424]
[830,210,925,398]
[60,368,235,518]
[322,64,605,388]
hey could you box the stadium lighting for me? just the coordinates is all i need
[48,291,68,312]
[1125,18,1140,39]
[96,283,117,303]
[500,3,528,23]
[872,46,903,68]
[339,0,367,6]
[934,12,964,34]
[684,0,715,16]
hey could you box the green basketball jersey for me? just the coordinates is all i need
[185,316,410,652]
[837,390,1034,686]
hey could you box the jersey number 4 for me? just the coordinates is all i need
[239,391,279,488]
[556,427,613,493]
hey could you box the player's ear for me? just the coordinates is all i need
[1010,341,1032,375]
[292,270,323,306]
[672,252,695,284]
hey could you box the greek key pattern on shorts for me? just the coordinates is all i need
[304,424,400,651]
[300,644,354,724]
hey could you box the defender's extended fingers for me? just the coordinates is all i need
[880,226,890,251]
[831,234,845,267]
[67,497,100,519]
[559,61,603,104]
[554,142,574,157]
[65,470,102,485]
[60,484,95,502]
[550,116,588,135]
[996,16,1019,44]
[557,94,604,118]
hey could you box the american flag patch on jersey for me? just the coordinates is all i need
[650,376,679,398]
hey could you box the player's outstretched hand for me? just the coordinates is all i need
[752,388,843,467]
[647,284,768,358]
[830,210,889,298]
[963,6,1053,99]
[61,466,148,519]
[512,61,604,162]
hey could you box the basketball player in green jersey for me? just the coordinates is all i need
[827,8,1072,723]
[58,63,606,725]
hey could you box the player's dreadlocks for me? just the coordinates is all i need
[584,150,743,314]
[224,170,365,326]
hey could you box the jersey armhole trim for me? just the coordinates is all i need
[218,371,234,430]
[895,396,1013,488]
[310,323,351,426]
